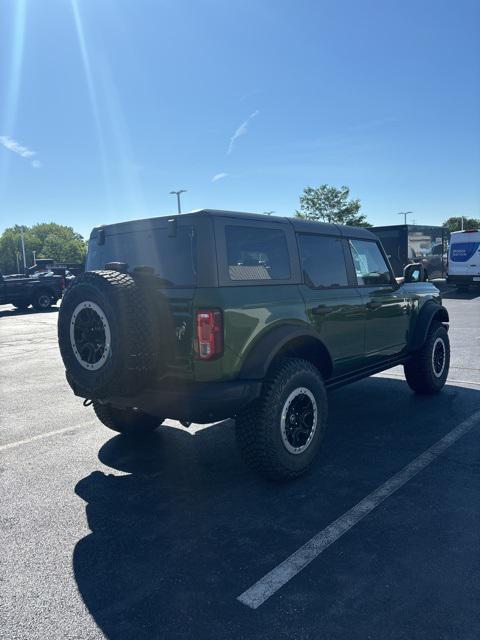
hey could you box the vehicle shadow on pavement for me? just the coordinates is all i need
[73,378,480,640]
[0,305,59,318]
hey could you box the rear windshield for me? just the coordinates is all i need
[225,225,290,281]
[87,225,197,287]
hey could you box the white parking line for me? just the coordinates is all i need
[237,409,480,610]
[376,372,480,388]
[0,422,94,452]
[0,418,213,452]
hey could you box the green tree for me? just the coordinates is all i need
[295,184,371,227]
[442,216,480,232]
[0,223,87,274]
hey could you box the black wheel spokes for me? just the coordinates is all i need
[286,394,314,448]
[74,312,93,330]
[79,342,96,365]
[433,341,444,374]
[74,308,107,366]
[299,409,314,433]
[434,342,445,375]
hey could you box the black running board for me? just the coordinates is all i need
[325,355,410,391]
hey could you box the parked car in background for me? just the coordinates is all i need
[0,270,65,311]
[372,224,449,280]
[26,259,84,290]
[447,229,480,290]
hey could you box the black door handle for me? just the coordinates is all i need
[366,301,382,310]
[312,305,328,316]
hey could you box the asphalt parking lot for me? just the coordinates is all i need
[1,288,479,640]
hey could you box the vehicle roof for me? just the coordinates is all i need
[371,224,446,232]
[90,209,376,240]
[289,217,375,239]
[450,229,480,237]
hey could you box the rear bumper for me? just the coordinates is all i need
[447,274,480,285]
[105,380,263,423]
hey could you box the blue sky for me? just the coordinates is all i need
[0,0,479,238]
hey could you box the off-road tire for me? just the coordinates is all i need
[93,402,163,435]
[58,270,159,398]
[235,358,328,482]
[404,322,450,394]
[33,290,53,311]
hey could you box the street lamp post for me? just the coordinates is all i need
[169,189,187,214]
[397,211,412,225]
[20,227,27,271]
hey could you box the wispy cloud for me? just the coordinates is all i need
[0,135,41,168]
[212,172,228,182]
[0,135,35,157]
[227,110,259,155]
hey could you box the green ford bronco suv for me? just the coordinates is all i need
[58,210,450,481]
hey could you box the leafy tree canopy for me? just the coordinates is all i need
[0,222,86,274]
[442,216,480,233]
[295,184,371,227]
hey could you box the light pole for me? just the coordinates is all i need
[397,211,412,225]
[20,227,27,271]
[169,189,187,214]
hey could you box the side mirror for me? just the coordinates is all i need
[404,262,425,283]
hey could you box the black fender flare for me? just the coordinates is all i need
[407,302,449,352]
[239,324,333,380]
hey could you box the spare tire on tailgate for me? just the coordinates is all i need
[58,270,159,398]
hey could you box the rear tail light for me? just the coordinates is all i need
[60,277,65,289]
[195,310,223,360]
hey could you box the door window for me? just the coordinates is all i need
[349,239,391,286]
[298,234,348,288]
[225,226,290,280]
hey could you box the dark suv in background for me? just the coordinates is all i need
[1,269,64,311]
[58,210,450,481]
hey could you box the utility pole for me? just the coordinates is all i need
[169,189,187,214]
[33,250,36,265]
[20,227,27,271]
[461,216,464,231]
[397,211,412,225]
[16,252,20,273]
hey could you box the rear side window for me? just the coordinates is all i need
[87,225,197,287]
[298,234,348,288]
[349,239,391,286]
[225,226,290,281]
